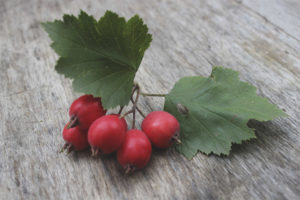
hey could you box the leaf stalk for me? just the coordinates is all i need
[141,92,166,97]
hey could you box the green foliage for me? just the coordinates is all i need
[164,67,286,158]
[43,11,286,158]
[42,10,152,109]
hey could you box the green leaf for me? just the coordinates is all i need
[42,10,152,109]
[164,67,286,158]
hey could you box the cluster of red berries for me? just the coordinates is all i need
[61,94,180,173]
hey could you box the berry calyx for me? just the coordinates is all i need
[142,111,180,148]
[68,95,106,130]
[88,115,127,156]
[117,129,152,173]
[61,123,89,153]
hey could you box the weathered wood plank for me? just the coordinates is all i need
[0,0,299,199]
[238,0,300,42]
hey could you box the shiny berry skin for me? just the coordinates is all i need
[62,123,89,151]
[111,114,128,131]
[88,115,127,155]
[69,95,106,130]
[142,111,180,148]
[117,129,152,173]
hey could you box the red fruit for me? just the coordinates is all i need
[117,129,152,173]
[88,115,127,155]
[142,111,180,148]
[68,95,106,130]
[61,123,89,152]
[111,114,128,131]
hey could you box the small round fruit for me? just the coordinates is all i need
[61,123,89,152]
[68,94,106,130]
[117,129,152,173]
[142,111,180,148]
[88,115,127,155]
[111,114,128,131]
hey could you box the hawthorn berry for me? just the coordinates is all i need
[61,123,89,153]
[111,114,128,131]
[142,111,180,148]
[68,94,106,130]
[117,129,152,173]
[88,115,127,156]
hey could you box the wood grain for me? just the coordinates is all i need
[239,0,300,42]
[0,0,299,199]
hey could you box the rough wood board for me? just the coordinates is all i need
[0,0,300,199]
[240,0,300,41]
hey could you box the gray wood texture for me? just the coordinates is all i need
[0,0,299,199]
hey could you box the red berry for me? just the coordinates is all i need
[142,111,180,148]
[88,115,127,155]
[61,123,89,152]
[68,95,106,130]
[111,114,128,131]
[117,129,152,173]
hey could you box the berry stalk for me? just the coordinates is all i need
[141,92,167,97]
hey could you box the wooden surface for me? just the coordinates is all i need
[1,0,300,199]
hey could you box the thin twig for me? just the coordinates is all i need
[118,106,124,115]
[132,108,136,129]
[134,85,140,104]
[131,97,146,118]
[121,84,144,128]
[120,109,134,118]
[131,85,140,129]
[141,92,166,97]
[120,85,138,118]
[132,84,139,96]
[136,106,146,118]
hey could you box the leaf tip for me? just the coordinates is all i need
[40,21,51,30]
[103,10,118,18]
[40,21,47,27]
[79,9,87,15]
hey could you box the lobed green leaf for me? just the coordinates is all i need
[164,67,287,158]
[42,10,152,109]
